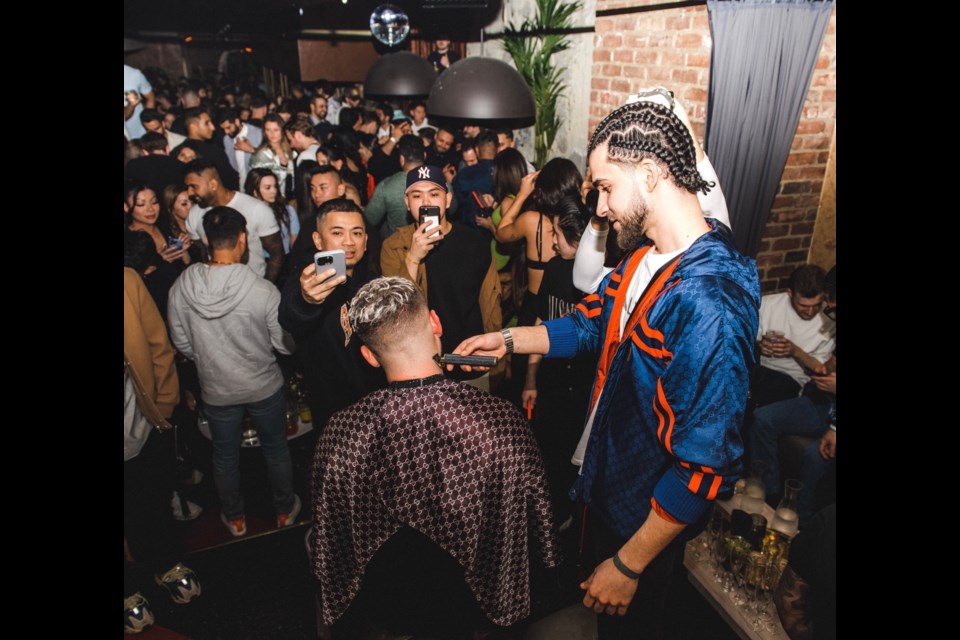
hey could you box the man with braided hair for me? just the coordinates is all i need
[452,100,760,638]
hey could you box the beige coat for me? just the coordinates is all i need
[124,268,179,429]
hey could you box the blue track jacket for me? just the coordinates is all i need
[543,220,759,539]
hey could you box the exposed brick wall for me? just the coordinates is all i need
[590,0,837,293]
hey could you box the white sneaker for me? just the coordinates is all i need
[171,492,203,521]
[221,512,248,537]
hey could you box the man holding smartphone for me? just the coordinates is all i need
[279,199,386,428]
[380,165,502,385]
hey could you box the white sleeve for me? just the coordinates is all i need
[136,70,153,96]
[252,201,281,237]
[185,206,203,241]
[265,287,291,355]
[697,156,730,230]
[573,223,613,294]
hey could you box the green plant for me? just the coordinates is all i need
[502,0,582,169]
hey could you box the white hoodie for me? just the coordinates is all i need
[168,263,290,406]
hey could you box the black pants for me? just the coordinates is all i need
[585,513,679,640]
[124,428,179,595]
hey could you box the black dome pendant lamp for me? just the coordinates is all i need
[427,57,536,127]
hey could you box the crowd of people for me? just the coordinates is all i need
[124,63,835,640]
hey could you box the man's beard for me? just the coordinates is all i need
[614,190,649,251]
[190,194,215,208]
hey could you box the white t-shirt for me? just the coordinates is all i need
[124,65,153,139]
[572,246,685,466]
[411,118,431,135]
[186,192,280,277]
[757,291,836,387]
[166,130,186,150]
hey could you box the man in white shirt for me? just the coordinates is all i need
[183,158,284,282]
[409,101,430,135]
[217,107,263,188]
[753,264,836,407]
[124,64,155,139]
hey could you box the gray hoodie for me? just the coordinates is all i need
[168,264,290,406]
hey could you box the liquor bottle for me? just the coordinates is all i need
[770,479,803,538]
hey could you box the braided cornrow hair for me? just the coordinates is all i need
[588,101,714,195]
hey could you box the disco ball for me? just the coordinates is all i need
[370,4,410,46]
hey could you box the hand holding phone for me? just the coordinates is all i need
[301,250,348,305]
[314,249,347,281]
[420,206,441,238]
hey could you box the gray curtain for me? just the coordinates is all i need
[705,0,833,257]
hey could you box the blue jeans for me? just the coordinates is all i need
[749,396,833,522]
[204,387,295,519]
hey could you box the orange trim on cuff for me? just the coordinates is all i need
[650,498,683,524]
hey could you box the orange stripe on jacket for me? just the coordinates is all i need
[706,474,723,500]
[590,247,650,410]
[652,393,666,442]
[688,471,704,494]
[656,379,675,454]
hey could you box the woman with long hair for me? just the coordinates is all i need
[520,193,594,528]
[475,148,527,272]
[244,168,299,255]
[161,183,204,264]
[124,183,191,268]
[161,184,193,238]
[250,113,295,198]
[486,157,582,325]
[326,129,371,205]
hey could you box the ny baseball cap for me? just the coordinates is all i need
[405,165,447,192]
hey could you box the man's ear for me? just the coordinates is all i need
[429,309,443,337]
[337,183,346,197]
[312,230,324,250]
[634,158,661,193]
[445,190,453,209]
[360,344,381,369]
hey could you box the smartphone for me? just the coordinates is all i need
[420,206,441,238]
[167,237,184,251]
[314,249,347,281]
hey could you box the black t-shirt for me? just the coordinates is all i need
[536,256,583,321]
[423,222,491,378]
[533,256,595,436]
[788,504,836,640]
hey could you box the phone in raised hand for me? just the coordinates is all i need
[420,206,441,238]
[313,249,347,281]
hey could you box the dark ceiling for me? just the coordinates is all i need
[123,0,504,42]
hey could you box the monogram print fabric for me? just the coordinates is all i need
[310,377,561,626]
